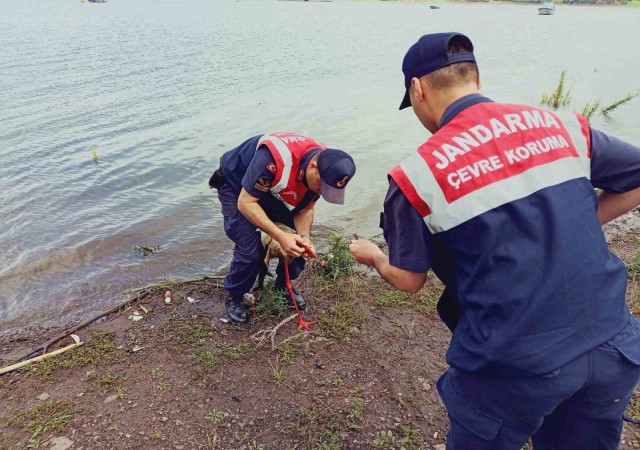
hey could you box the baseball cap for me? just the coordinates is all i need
[317,149,356,205]
[399,32,476,110]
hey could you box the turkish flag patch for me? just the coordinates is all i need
[267,163,277,174]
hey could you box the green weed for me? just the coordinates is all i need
[374,291,409,308]
[370,429,395,448]
[9,400,73,447]
[627,251,640,277]
[319,301,366,342]
[255,284,289,320]
[190,350,222,375]
[370,422,425,449]
[94,370,127,396]
[248,441,266,450]
[218,341,250,360]
[314,235,355,280]
[23,330,123,377]
[289,405,344,450]
[205,409,228,425]
[541,70,571,110]
[600,90,639,116]
[581,99,601,120]
[269,359,284,385]
[347,398,364,420]
[171,318,212,346]
[149,426,164,439]
[277,341,302,363]
[205,431,220,449]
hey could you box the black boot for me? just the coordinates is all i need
[274,280,306,310]
[286,287,307,310]
[225,294,248,324]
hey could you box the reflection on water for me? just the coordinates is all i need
[1,0,638,335]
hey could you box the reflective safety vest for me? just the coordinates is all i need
[257,132,326,210]
[390,103,591,233]
[389,102,611,377]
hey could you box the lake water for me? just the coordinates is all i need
[1,0,639,336]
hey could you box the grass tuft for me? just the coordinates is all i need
[627,251,640,277]
[374,291,409,308]
[24,330,123,377]
[169,316,212,346]
[92,370,127,396]
[255,283,289,320]
[288,404,344,450]
[320,301,366,342]
[189,349,222,375]
[581,99,601,120]
[277,340,303,363]
[205,409,228,425]
[541,70,571,110]
[8,400,74,447]
[218,341,250,360]
[600,90,639,117]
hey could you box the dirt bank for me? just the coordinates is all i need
[1,216,639,449]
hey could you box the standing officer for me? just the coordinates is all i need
[210,132,356,324]
[349,32,640,449]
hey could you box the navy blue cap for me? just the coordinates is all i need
[399,32,475,110]
[317,149,356,204]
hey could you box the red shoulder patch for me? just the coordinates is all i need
[267,163,277,174]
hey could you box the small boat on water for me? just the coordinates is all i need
[430,5,440,9]
[538,2,554,15]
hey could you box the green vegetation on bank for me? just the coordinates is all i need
[541,70,639,120]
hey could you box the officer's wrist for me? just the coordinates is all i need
[299,234,310,239]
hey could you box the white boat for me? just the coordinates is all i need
[538,2,554,15]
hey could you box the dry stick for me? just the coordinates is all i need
[18,290,148,362]
[250,314,298,350]
[276,331,312,349]
[0,341,84,376]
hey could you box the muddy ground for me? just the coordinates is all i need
[1,214,640,450]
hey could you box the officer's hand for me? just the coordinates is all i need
[299,235,315,258]
[277,233,304,259]
[348,239,383,267]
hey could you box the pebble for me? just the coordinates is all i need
[104,394,118,404]
[38,392,50,401]
[48,437,74,450]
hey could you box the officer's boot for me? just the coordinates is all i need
[225,294,248,324]
[274,279,306,310]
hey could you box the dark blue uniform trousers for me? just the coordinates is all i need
[217,184,305,298]
[438,317,640,450]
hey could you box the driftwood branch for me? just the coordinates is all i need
[0,341,84,376]
[250,314,298,350]
[276,331,312,348]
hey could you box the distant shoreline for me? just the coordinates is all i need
[383,0,639,7]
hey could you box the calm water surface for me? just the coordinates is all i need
[1,0,639,336]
